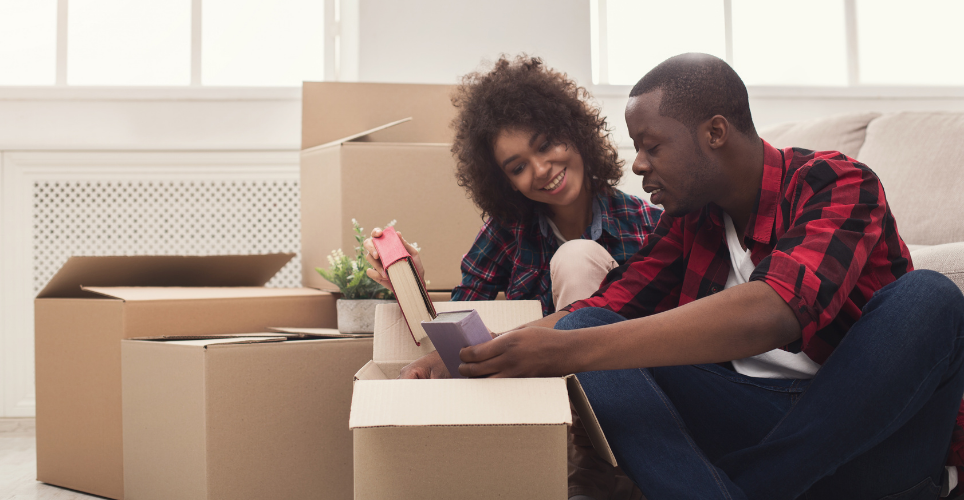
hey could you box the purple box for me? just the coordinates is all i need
[421,309,491,378]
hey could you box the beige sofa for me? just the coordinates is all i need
[760,112,964,293]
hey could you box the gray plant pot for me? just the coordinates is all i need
[336,298,394,333]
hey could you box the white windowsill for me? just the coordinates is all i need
[590,84,964,100]
[0,86,303,101]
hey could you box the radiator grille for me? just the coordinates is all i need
[33,179,301,293]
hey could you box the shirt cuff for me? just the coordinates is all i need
[750,250,822,343]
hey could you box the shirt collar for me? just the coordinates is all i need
[744,139,785,245]
[538,195,604,241]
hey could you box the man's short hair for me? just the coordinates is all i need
[630,53,757,137]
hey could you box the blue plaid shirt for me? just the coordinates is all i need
[451,190,662,315]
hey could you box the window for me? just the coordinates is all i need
[594,0,964,88]
[202,0,324,86]
[0,0,57,85]
[857,0,964,86]
[0,0,325,87]
[68,0,191,85]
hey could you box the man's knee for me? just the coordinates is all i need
[882,270,964,320]
[556,307,627,331]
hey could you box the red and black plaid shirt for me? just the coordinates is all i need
[566,140,964,472]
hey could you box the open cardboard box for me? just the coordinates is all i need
[122,333,372,500]
[300,82,484,293]
[350,301,616,500]
[34,254,338,499]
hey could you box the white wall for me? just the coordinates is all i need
[356,0,593,87]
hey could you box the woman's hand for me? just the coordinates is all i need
[363,227,427,290]
[397,351,450,379]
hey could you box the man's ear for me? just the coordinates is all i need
[705,115,729,150]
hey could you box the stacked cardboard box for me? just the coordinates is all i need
[351,301,616,499]
[34,254,338,499]
[300,82,484,293]
[121,334,372,500]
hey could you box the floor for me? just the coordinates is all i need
[0,419,99,500]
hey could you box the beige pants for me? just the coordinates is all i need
[549,241,644,500]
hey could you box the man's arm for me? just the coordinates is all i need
[458,280,800,378]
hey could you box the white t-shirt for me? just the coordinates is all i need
[723,214,821,380]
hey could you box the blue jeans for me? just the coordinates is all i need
[559,270,964,500]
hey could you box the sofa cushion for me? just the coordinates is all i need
[759,111,880,159]
[910,242,964,293]
[857,112,964,245]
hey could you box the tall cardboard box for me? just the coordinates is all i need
[34,254,338,499]
[300,82,483,292]
[350,301,617,500]
[122,335,373,500]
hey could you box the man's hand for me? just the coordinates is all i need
[458,326,578,378]
[363,227,427,291]
[397,350,450,379]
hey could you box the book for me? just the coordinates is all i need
[371,226,437,345]
[421,309,492,379]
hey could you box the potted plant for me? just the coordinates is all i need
[316,219,397,333]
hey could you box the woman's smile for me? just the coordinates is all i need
[541,168,567,193]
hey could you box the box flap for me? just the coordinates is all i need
[268,326,373,339]
[301,118,413,154]
[37,254,294,298]
[80,286,320,302]
[373,301,543,364]
[128,336,286,347]
[349,378,570,429]
[301,82,457,149]
[566,375,617,467]
[130,333,290,341]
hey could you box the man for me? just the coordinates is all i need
[403,53,964,499]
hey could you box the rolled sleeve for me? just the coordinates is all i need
[749,160,887,362]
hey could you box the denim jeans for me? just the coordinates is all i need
[559,270,964,500]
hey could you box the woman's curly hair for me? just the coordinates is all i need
[451,55,624,224]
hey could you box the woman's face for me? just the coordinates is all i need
[492,128,587,210]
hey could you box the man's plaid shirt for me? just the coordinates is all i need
[451,190,662,316]
[565,141,912,363]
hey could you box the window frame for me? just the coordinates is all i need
[0,0,338,95]
[590,0,964,99]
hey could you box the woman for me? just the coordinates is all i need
[365,55,656,500]
[365,55,661,317]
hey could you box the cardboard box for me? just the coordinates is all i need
[350,301,616,500]
[35,254,338,500]
[300,82,484,292]
[122,334,373,500]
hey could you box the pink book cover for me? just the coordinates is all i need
[421,309,491,379]
[372,226,437,345]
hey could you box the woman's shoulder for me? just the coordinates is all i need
[468,216,528,253]
[602,189,662,224]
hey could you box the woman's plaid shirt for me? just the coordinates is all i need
[451,190,662,316]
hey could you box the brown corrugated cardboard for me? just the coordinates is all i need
[35,255,338,500]
[122,335,372,500]
[301,82,457,149]
[350,300,610,499]
[300,82,484,293]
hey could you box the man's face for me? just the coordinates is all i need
[625,90,721,217]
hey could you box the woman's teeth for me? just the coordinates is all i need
[543,169,565,191]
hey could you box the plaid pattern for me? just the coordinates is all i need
[566,141,964,472]
[566,140,912,363]
[451,190,662,316]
